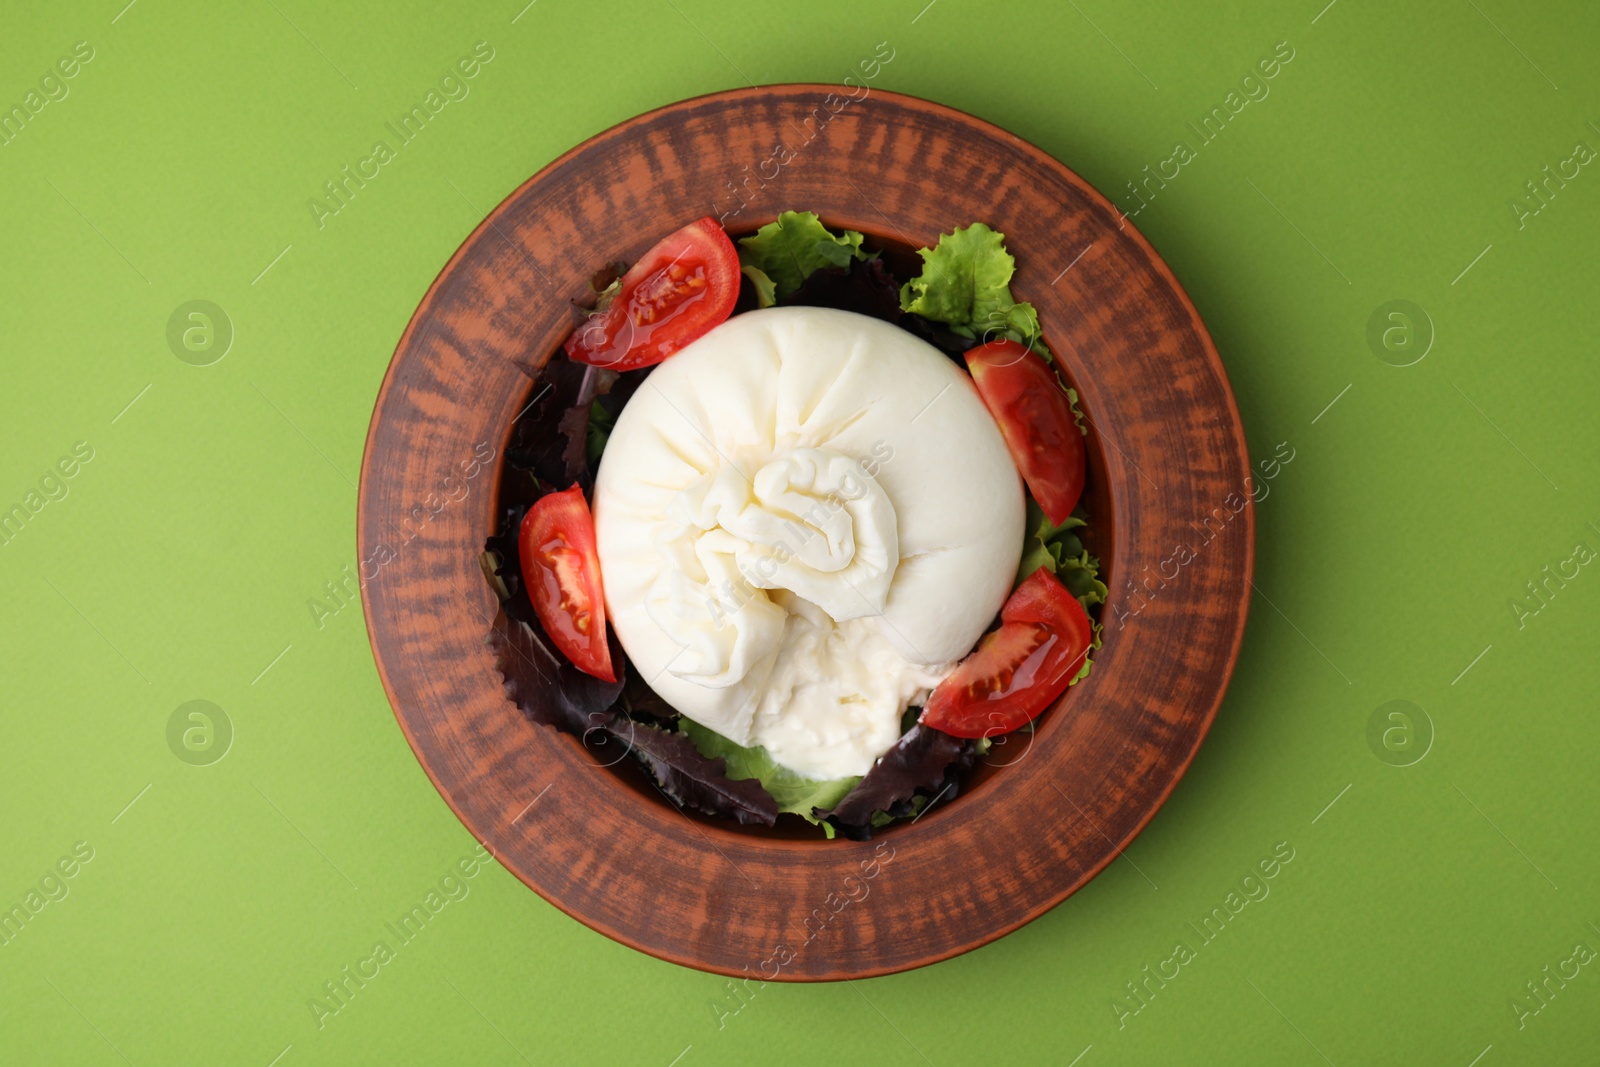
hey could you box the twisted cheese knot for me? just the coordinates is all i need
[645,447,898,688]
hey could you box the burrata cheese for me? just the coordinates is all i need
[592,307,1024,779]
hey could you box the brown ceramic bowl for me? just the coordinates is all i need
[359,85,1252,980]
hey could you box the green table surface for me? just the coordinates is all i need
[4,0,1598,1063]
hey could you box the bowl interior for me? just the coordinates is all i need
[485,220,1119,840]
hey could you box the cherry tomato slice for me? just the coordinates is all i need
[918,568,1093,739]
[518,484,615,682]
[564,216,740,370]
[964,338,1087,525]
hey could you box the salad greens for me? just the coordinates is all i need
[815,724,985,840]
[502,359,596,493]
[1017,498,1108,610]
[486,209,1105,838]
[584,400,614,469]
[619,719,779,826]
[898,222,1046,352]
[740,264,778,309]
[737,210,870,301]
[1015,500,1105,687]
[680,719,859,825]
[784,254,905,323]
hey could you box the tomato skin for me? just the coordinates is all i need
[1000,562,1085,627]
[964,339,1087,525]
[564,216,740,370]
[518,485,615,682]
[918,569,1093,739]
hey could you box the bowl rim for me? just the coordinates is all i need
[359,82,1253,979]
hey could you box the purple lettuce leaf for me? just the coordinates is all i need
[487,594,625,736]
[782,256,905,323]
[815,724,982,840]
[612,719,779,827]
[502,358,603,493]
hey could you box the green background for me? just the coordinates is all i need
[2,0,1597,1063]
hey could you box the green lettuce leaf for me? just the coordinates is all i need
[1016,497,1108,611]
[741,264,778,308]
[737,211,869,299]
[679,718,859,825]
[1063,384,1090,436]
[1072,620,1102,685]
[898,222,1044,348]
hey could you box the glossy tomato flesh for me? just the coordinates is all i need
[518,484,615,682]
[564,216,739,370]
[965,338,1087,525]
[918,568,1093,738]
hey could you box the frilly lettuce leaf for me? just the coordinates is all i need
[898,222,1045,351]
[1016,497,1108,610]
[737,211,869,299]
[815,724,985,840]
[680,718,858,825]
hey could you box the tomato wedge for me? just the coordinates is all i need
[518,485,615,682]
[964,338,1087,525]
[918,568,1093,739]
[564,216,740,370]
